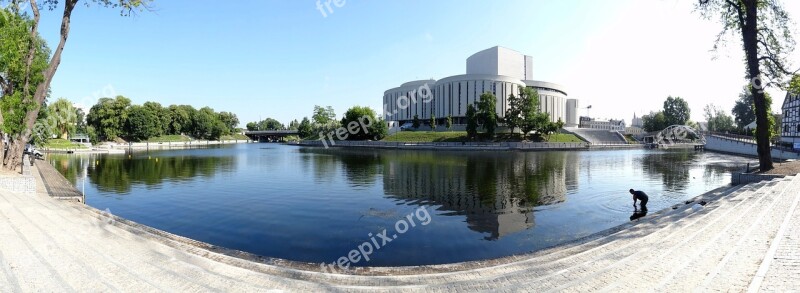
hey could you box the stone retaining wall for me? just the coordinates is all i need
[731,173,785,185]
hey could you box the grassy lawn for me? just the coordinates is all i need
[382,131,468,142]
[147,135,191,143]
[545,133,584,143]
[220,134,250,141]
[42,139,88,149]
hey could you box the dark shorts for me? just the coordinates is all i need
[640,198,648,210]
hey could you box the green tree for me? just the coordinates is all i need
[0,7,50,165]
[430,114,436,130]
[245,122,258,131]
[216,111,238,135]
[0,0,152,171]
[704,104,735,132]
[411,114,420,129]
[504,92,522,137]
[174,104,196,135]
[298,117,313,139]
[124,105,159,141]
[446,114,452,130]
[642,111,668,132]
[86,96,131,141]
[732,86,756,129]
[142,101,166,137]
[478,92,497,137]
[288,119,300,131]
[518,87,550,140]
[663,96,690,126]
[167,104,192,135]
[790,75,800,95]
[49,98,76,139]
[257,118,284,130]
[191,107,224,140]
[31,103,52,146]
[340,106,380,140]
[697,0,796,171]
[371,118,388,140]
[75,107,86,133]
[312,105,336,125]
[466,105,478,139]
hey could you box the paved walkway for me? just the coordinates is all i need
[0,162,798,291]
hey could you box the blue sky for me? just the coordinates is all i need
[32,0,800,126]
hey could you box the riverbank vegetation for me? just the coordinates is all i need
[279,105,388,141]
[0,1,151,171]
[41,139,87,150]
[85,96,240,143]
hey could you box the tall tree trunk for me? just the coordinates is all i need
[741,0,773,172]
[3,0,78,171]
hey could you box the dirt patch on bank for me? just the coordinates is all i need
[760,160,800,175]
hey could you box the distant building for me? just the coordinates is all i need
[632,113,643,128]
[566,99,579,127]
[579,116,626,131]
[625,127,644,135]
[383,46,576,126]
[781,90,800,145]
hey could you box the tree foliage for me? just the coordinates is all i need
[0,0,153,170]
[696,0,796,171]
[663,96,691,126]
[0,7,50,164]
[312,105,336,125]
[642,111,668,132]
[124,105,159,141]
[85,97,237,142]
[504,87,560,140]
[48,97,76,139]
[477,92,497,137]
[297,117,313,138]
[703,104,735,132]
[466,105,477,139]
[504,92,522,136]
[86,96,130,141]
[732,86,756,129]
[340,106,386,140]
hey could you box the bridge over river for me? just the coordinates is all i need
[244,130,298,142]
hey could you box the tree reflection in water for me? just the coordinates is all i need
[48,153,235,194]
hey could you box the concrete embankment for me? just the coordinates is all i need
[705,135,800,160]
[294,140,643,151]
[42,139,254,154]
[0,160,797,291]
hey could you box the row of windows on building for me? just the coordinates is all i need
[384,83,566,122]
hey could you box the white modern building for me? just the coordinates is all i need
[383,46,575,126]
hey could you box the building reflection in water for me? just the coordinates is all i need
[301,148,576,240]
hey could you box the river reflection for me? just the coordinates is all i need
[48,144,755,266]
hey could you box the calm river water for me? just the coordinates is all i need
[49,144,753,266]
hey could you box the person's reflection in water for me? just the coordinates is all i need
[630,210,648,221]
